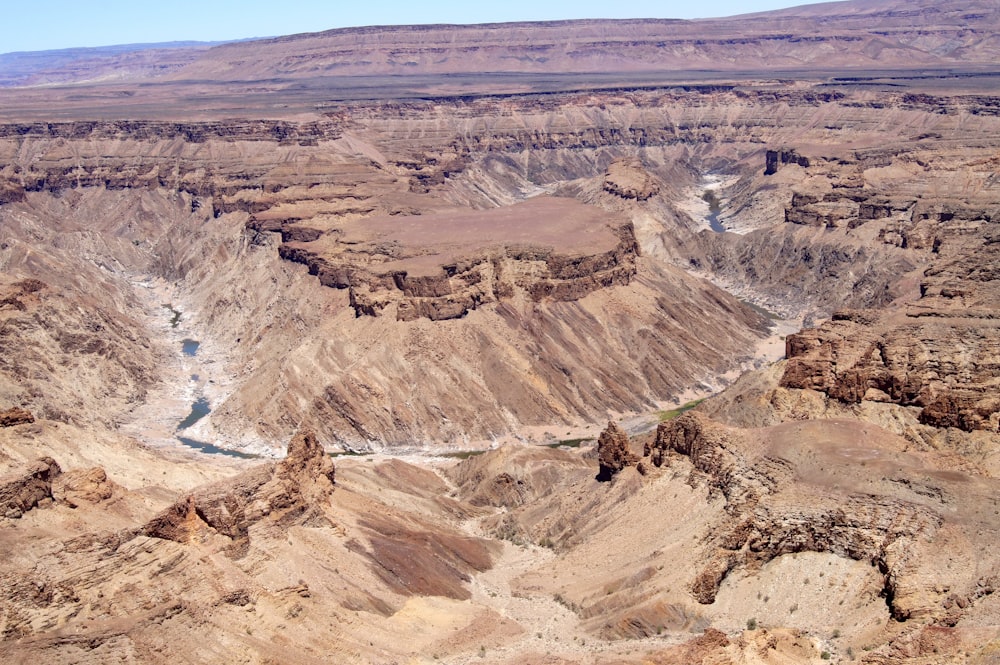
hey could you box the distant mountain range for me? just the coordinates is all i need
[0,42,230,87]
[1,0,998,89]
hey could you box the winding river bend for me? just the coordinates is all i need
[172,326,258,459]
[703,188,726,233]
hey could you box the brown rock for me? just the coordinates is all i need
[280,427,336,491]
[781,315,1000,433]
[765,148,809,175]
[596,420,637,482]
[0,407,34,428]
[53,467,116,508]
[280,197,640,321]
[603,159,660,201]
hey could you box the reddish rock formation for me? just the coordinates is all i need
[781,265,1000,432]
[0,457,60,518]
[0,407,34,427]
[597,420,637,482]
[280,428,336,491]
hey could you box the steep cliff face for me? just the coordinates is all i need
[780,227,1000,434]
[694,103,1000,318]
[275,198,640,321]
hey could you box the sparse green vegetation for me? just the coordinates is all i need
[546,437,593,449]
[658,398,705,422]
[739,298,780,320]
[746,617,758,630]
[439,449,489,460]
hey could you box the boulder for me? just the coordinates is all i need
[0,457,61,518]
[0,407,35,428]
[54,467,116,508]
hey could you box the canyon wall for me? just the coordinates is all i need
[1,86,998,451]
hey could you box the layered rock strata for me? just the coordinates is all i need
[3,83,999,447]
[0,457,60,518]
[275,197,639,321]
[780,228,1000,433]
[0,407,34,427]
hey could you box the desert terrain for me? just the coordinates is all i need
[1,0,1000,662]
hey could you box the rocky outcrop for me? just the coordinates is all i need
[780,230,1000,433]
[0,407,34,427]
[0,457,60,518]
[0,119,343,143]
[643,412,991,622]
[602,160,660,201]
[596,421,637,482]
[764,149,810,175]
[53,467,116,508]
[280,427,337,488]
[277,198,641,321]
[143,429,334,555]
[782,315,1000,432]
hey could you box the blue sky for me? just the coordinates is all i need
[1,1,809,54]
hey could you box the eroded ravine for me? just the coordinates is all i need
[119,275,262,460]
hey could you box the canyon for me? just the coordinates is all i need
[1,0,1000,662]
